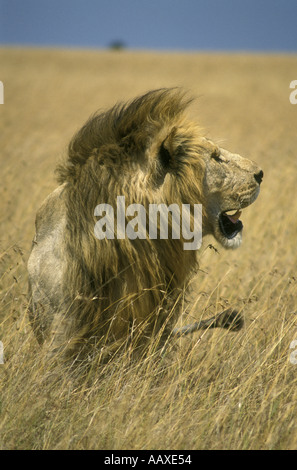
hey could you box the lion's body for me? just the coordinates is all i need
[28,89,262,360]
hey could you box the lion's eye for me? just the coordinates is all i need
[211,151,222,162]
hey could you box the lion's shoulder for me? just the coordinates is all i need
[35,183,67,243]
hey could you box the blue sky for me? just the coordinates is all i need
[1,0,297,52]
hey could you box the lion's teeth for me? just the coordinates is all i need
[225,210,242,223]
[225,210,238,217]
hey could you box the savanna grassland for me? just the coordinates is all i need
[0,48,297,450]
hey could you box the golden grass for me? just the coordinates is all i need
[1,47,297,449]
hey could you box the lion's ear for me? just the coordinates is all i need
[159,140,172,169]
[158,127,178,171]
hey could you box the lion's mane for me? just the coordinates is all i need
[54,89,205,357]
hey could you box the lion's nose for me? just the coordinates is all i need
[254,170,263,185]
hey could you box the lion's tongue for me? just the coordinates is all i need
[226,210,242,224]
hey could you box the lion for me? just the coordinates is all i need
[27,88,263,362]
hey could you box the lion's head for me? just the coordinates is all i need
[146,122,263,251]
[58,88,262,250]
[200,140,263,249]
[29,88,263,359]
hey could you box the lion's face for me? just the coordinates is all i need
[151,126,263,251]
[148,126,262,251]
[200,139,263,249]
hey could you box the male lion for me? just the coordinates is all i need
[28,89,263,361]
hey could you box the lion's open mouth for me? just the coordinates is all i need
[219,209,243,239]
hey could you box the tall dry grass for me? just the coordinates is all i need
[0,48,297,449]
